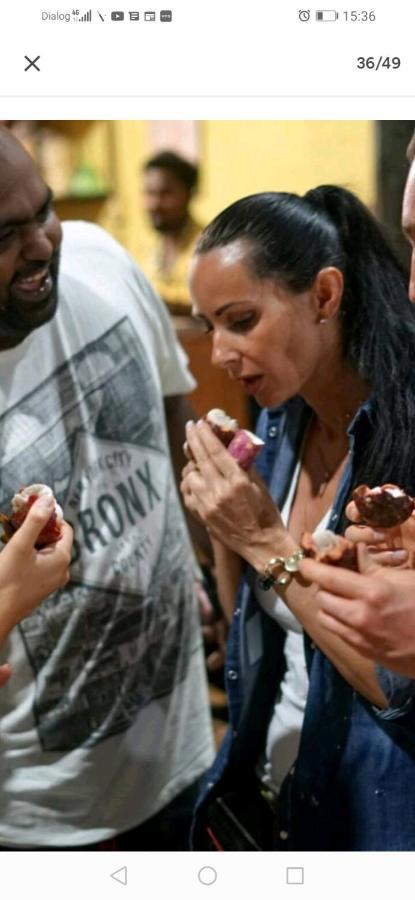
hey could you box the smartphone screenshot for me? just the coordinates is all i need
[0,1,414,897]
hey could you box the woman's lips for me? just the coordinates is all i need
[239,375,263,396]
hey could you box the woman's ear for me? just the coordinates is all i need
[312,267,344,323]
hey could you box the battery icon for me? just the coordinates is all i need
[316,9,338,20]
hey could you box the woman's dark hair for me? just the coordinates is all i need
[144,150,198,191]
[196,186,415,493]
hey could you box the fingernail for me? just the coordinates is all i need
[185,420,194,432]
[36,493,54,510]
[196,419,204,428]
[392,550,408,561]
[372,531,386,540]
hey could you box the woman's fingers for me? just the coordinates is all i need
[185,420,238,479]
[182,460,198,479]
[56,522,74,557]
[13,493,55,550]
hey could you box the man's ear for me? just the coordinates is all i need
[312,267,344,323]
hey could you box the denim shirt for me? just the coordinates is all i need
[193,396,415,851]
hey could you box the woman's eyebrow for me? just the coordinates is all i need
[193,300,252,321]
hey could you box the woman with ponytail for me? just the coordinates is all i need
[181,186,415,850]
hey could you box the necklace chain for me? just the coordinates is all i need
[310,419,349,501]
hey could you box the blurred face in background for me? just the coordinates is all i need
[143,167,192,234]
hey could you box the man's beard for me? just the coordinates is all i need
[0,247,61,344]
[151,211,188,235]
[152,218,173,234]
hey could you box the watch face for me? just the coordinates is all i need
[284,557,298,572]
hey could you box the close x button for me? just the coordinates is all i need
[24,55,41,72]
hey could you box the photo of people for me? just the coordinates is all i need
[0,119,415,853]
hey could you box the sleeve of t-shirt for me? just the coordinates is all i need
[124,253,197,398]
[62,221,197,398]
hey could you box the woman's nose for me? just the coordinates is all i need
[211,331,239,369]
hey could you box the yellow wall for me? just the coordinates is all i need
[196,120,375,222]
[114,120,376,259]
[46,120,376,260]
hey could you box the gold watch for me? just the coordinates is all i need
[259,548,305,590]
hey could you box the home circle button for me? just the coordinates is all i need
[198,866,218,886]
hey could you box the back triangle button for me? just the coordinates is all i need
[110,866,127,886]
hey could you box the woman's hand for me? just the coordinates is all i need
[0,493,73,648]
[180,421,290,566]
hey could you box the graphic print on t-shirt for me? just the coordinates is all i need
[0,317,197,751]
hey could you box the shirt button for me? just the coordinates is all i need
[234,608,241,617]
[207,781,214,789]
[279,830,289,840]
[228,669,238,680]
[310,642,316,650]
[268,425,278,437]
[332,513,338,522]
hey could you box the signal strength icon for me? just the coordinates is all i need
[79,9,92,20]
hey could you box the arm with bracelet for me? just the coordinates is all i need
[182,419,387,709]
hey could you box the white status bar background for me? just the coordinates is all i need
[0,0,414,98]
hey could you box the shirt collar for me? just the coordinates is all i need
[347,396,375,439]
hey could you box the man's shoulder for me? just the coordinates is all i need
[61,221,126,262]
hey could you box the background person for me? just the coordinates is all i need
[140,150,203,312]
[181,185,415,850]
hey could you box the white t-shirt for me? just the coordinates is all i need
[255,460,331,794]
[0,222,214,847]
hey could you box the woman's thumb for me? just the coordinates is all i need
[13,494,55,548]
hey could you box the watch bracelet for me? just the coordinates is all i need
[258,548,305,591]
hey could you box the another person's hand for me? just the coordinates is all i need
[181,421,288,562]
[300,543,415,677]
[0,493,73,665]
[345,500,415,567]
[0,663,12,688]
